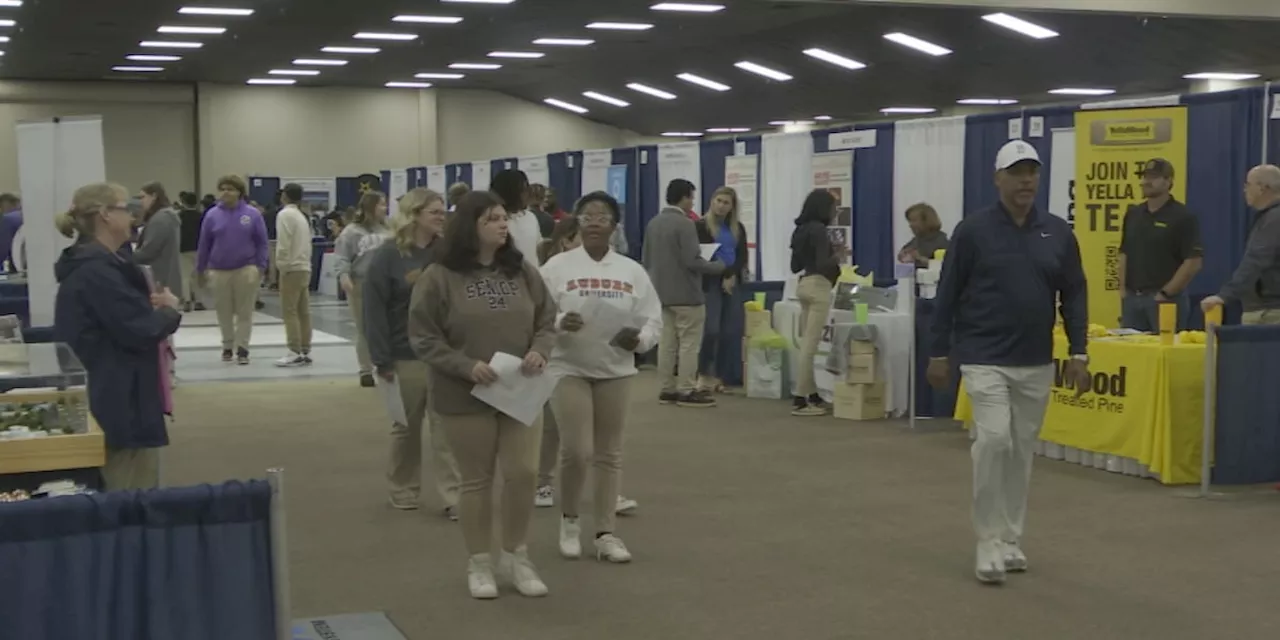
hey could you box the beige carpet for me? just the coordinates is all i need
[165,374,1280,640]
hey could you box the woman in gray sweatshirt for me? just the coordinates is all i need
[134,181,184,300]
[335,191,391,387]
[362,188,460,519]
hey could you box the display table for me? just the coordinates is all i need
[0,415,105,475]
[954,336,1205,484]
[772,300,911,416]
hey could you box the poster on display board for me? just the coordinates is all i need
[811,151,854,256]
[471,162,491,190]
[281,177,336,213]
[388,170,409,217]
[725,154,759,280]
[606,165,628,203]
[520,155,549,188]
[426,165,447,192]
[1048,128,1075,227]
[582,149,612,194]
[657,142,701,214]
[1074,107,1187,326]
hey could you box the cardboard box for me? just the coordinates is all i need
[744,309,772,338]
[844,352,878,384]
[833,381,886,421]
[849,339,876,356]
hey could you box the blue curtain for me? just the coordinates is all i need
[548,151,582,210]
[848,124,896,280]
[1214,325,1280,484]
[631,146,658,261]
[247,177,280,210]
[699,139,733,212]
[335,177,361,208]
[409,167,427,188]
[962,113,1013,219]
[379,170,392,195]
[1271,86,1280,164]
[446,163,472,188]
[1024,106,1077,214]
[492,158,516,184]
[0,480,277,640]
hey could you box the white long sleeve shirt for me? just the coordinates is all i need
[509,209,543,268]
[540,246,663,379]
[275,204,313,273]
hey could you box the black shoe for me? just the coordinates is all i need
[807,393,831,410]
[194,302,207,311]
[182,301,193,313]
[302,353,313,365]
[237,348,250,366]
[221,349,234,362]
[658,391,679,405]
[255,300,265,311]
[360,373,376,388]
[676,390,716,408]
[791,396,827,417]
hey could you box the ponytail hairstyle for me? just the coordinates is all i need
[140,181,170,220]
[55,182,129,242]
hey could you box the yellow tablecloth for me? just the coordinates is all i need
[954,337,1205,484]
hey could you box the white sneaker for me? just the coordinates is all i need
[467,553,499,599]
[594,534,632,563]
[274,352,306,368]
[975,540,1007,584]
[559,516,582,559]
[535,485,554,508]
[1002,541,1028,572]
[615,495,638,515]
[498,546,548,597]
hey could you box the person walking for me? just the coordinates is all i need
[197,175,269,365]
[1118,159,1203,331]
[274,183,314,367]
[642,179,724,408]
[694,186,749,393]
[788,189,844,416]
[133,182,184,302]
[364,187,460,518]
[335,190,391,387]
[491,169,541,267]
[176,191,205,311]
[53,182,182,490]
[1201,164,1280,324]
[408,190,556,600]
[927,140,1090,585]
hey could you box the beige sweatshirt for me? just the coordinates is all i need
[408,259,557,415]
[275,205,313,273]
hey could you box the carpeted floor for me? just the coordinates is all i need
[166,374,1280,640]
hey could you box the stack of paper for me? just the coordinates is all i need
[471,352,564,427]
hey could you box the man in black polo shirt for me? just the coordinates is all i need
[927,140,1090,585]
[1118,158,1203,331]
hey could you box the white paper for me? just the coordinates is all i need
[1028,116,1045,138]
[566,296,640,344]
[700,243,720,261]
[1007,117,1023,140]
[376,375,408,426]
[471,352,563,427]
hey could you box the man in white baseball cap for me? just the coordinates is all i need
[927,139,1091,585]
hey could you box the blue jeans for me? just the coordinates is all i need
[1120,291,1188,332]
[698,282,733,379]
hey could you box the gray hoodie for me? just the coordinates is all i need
[333,221,390,281]
[641,206,724,306]
[134,206,184,298]
[1219,201,1280,311]
[362,239,438,370]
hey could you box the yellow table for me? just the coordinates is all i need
[955,337,1205,484]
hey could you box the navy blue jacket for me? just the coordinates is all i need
[931,204,1088,366]
[54,242,181,450]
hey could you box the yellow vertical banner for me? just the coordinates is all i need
[1074,107,1187,327]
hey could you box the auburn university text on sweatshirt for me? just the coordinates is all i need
[407,260,557,415]
[540,246,663,379]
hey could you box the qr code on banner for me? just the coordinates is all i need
[1104,245,1120,291]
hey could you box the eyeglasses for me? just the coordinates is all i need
[577,212,613,223]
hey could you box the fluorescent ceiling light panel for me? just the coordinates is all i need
[415,72,465,79]
[651,2,725,12]
[293,58,347,66]
[982,13,1058,39]
[0,19,14,27]
[247,78,296,85]
[158,26,227,34]
[544,98,588,114]
[707,127,750,133]
[626,82,676,100]
[113,66,164,73]
[0,37,8,43]
[387,81,433,88]
[322,46,379,54]
[582,91,630,107]
[880,107,936,114]
[0,1,20,6]
[487,51,544,58]
[586,22,654,31]
[269,69,320,76]
[734,61,792,82]
[140,41,203,48]
[128,54,180,61]
[1183,72,1260,80]
[814,115,833,121]
[450,62,501,70]
[883,32,951,56]
[677,72,731,92]
[1048,87,1114,95]
[803,48,866,71]
[661,132,704,137]
[442,0,516,3]
[354,32,418,41]
[957,98,1018,105]
[534,38,594,46]
[768,120,813,126]
[179,7,254,16]
[392,15,464,24]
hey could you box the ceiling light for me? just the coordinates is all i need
[441,0,516,3]
[677,72,731,92]
[880,107,936,114]
[293,58,347,66]
[982,13,1058,39]
[1183,72,1260,81]
[0,20,14,27]
[487,51,544,58]
[322,46,380,54]
[544,98,588,114]
[883,32,951,56]
[140,41,203,48]
[450,62,501,70]
[157,26,227,35]
[247,78,296,85]
[387,81,433,88]
[650,2,725,11]
[179,7,254,16]
[957,98,1018,105]
[415,72,465,79]
[112,66,164,73]
[270,69,320,76]
[392,15,464,24]
[586,22,654,31]
[707,127,750,133]
[661,132,704,137]
[0,37,8,43]
[814,115,833,121]
[582,91,630,107]
[1048,87,1115,96]
[803,47,866,71]
[0,1,20,6]
[768,120,814,126]
[534,38,594,46]
[354,32,418,41]
[734,61,793,82]
[626,82,676,100]
[128,54,181,62]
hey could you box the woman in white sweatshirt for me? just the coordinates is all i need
[540,191,663,563]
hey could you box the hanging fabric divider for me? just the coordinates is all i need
[620,147,648,260]
[470,161,490,192]
[518,155,550,189]
[759,131,813,281]
[891,116,966,257]
[547,151,583,211]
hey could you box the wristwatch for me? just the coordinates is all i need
[1070,354,1089,364]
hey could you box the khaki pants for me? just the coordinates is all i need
[439,410,542,555]
[348,280,373,374]
[658,305,706,394]
[279,270,313,354]
[795,275,833,397]
[102,447,161,491]
[551,375,631,534]
[210,265,260,352]
[537,404,559,486]
[389,360,460,508]
[1242,309,1280,325]
[179,252,200,304]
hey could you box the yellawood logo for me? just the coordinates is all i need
[1050,359,1127,414]
[1089,117,1173,146]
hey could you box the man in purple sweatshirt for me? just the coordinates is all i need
[197,175,269,365]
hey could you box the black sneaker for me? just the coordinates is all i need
[182,301,193,313]
[237,348,250,366]
[658,391,679,405]
[791,395,826,417]
[221,349,234,362]
[194,302,207,311]
[676,390,716,408]
[360,373,376,388]
[807,393,831,411]
[302,353,313,365]
[255,299,265,311]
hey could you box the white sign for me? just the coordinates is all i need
[1048,128,1075,227]
[811,151,854,256]
[582,149,612,193]
[388,170,409,217]
[1272,94,1280,120]
[426,165,447,192]
[1007,117,1023,140]
[519,155,549,188]
[725,154,759,279]
[471,161,491,190]
[657,141,701,213]
[828,129,877,151]
[734,140,747,156]
[1028,116,1045,138]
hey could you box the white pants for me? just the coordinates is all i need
[961,363,1053,545]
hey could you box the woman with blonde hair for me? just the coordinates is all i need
[363,188,460,517]
[897,202,949,268]
[53,182,182,489]
[335,190,391,387]
[694,186,750,393]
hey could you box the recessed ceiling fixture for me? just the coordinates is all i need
[442,0,516,4]
[661,132,704,137]
[957,98,1018,105]
[387,81,433,88]
[354,32,418,41]
[677,72,730,92]
[650,2,725,12]
[814,115,833,121]
[322,46,380,54]
[768,120,814,126]
[179,7,254,16]
[1048,87,1114,96]
[487,51,544,58]
[544,98,589,114]
[415,72,465,79]
[450,62,501,70]
[293,58,348,66]
[113,66,164,73]
[0,37,9,43]
[803,48,866,71]
[128,54,181,62]
[586,22,654,31]
[734,61,792,82]
[626,82,677,100]
[0,1,20,6]
[534,38,594,46]
[982,13,1058,39]
[0,19,14,27]
[883,32,951,56]
[140,41,203,48]
[707,127,750,133]
[269,69,320,76]
[1183,72,1260,81]
[582,91,631,107]
[881,107,936,114]
[247,78,296,85]
[392,15,464,24]
[157,26,227,35]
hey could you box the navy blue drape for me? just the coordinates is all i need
[492,158,516,184]
[379,170,392,196]
[410,167,427,188]
[1214,325,1280,484]
[851,124,896,280]
[247,177,280,210]
[699,138,733,212]
[547,151,583,210]
[335,177,360,208]
[1270,86,1280,164]
[1025,106,1076,215]
[446,163,472,188]
[0,480,277,640]
[962,113,1013,219]
[630,146,658,261]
